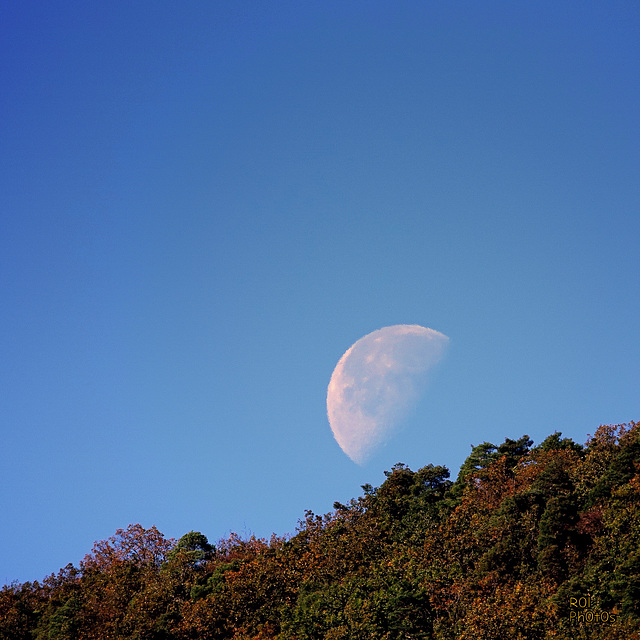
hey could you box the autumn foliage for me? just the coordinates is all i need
[2,422,640,639]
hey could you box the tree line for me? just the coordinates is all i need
[2,422,639,639]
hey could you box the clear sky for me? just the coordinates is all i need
[1,1,638,585]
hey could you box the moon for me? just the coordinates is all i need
[327,325,449,464]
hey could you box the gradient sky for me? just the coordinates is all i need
[1,1,638,585]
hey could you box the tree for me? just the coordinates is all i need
[81,523,174,573]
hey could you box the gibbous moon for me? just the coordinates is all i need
[327,325,449,464]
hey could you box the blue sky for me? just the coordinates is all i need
[1,1,638,584]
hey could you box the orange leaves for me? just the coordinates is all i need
[81,523,175,573]
[453,578,558,640]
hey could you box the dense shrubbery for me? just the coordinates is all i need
[2,422,639,639]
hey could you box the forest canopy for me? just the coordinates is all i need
[2,422,639,639]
